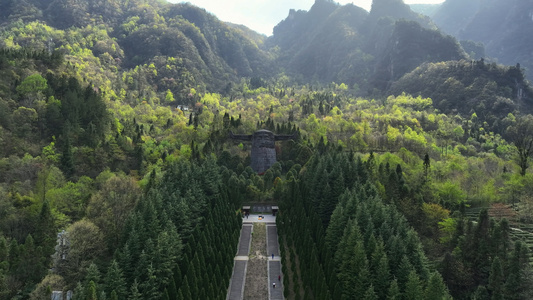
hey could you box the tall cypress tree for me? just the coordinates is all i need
[423,153,430,181]
[110,290,118,300]
[363,285,378,300]
[374,254,391,299]
[60,134,75,178]
[0,236,7,263]
[140,263,160,300]
[128,279,142,300]
[168,275,178,300]
[404,271,423,300]
[105,260,127,299]
[87,281,97,300]
[179,276,192,300]
[387,279,400,300]
[488,257,504,300]
[84,263,101,290]
[34,200,56,255]
[162,288,170,300]
[425,272,449,299]
[472,285,489,300]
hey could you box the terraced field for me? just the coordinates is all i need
[466,204,533,265]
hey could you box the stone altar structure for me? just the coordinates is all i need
[230,129,296,174]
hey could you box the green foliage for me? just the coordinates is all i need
[276,152,450,299]
[425,272,450,299]
[391,59,532,129]
[16,73,47,100]
[436,181,466,210]
[0,1,532,299]
[505,115,533,176]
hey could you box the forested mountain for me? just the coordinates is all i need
[266,0,447,92]
[391,59,533,129]
[0,0,273,93]
[432,0,533,82]
[1,0,533,299]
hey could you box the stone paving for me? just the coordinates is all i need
[267,224,283,300]
[243,214,276,224]
[227,216,284,300]
[227,224,252,300]
[237,225,253,256]
[227,260,248,300]
[268,260,283,300]
[267,225,279,257]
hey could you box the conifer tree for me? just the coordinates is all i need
[87,281,98,300]
[363,285,378,300]
[0,236,7,263]
[140,263,160,300]
[173,266,182,290]
[34,200,56,255]
[503,273,520,300]
[180,276,192,300]
[177,289,185,300]
[488,257,504,300]
[374,254,391,299]
[129,279,142,300]
[60,135,75,177]
[105,260,127,299]
[425,272,449,299]
[186,262,198,298]
[85,263,101,290]
[168,275,178,299]
[0,271,8,299]
[117,243,134,286]
[16,234,40,282]
[71,282,84,300]
[110,290,118,300]
[404,271,423,300]
[396,255,414,288]
[423,153,430,181]
[472,285,489,300]
[387,279,400,300]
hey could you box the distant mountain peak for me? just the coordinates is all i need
[369,0,416,20]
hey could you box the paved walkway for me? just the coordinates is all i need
[237,225,253,256]
[267,226,279,257]
[267,224,283,300]
[227,260,248,300]
[227,224,253,300]
[227,216,284,300]
[269,260,283,300]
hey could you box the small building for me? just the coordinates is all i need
[271,206,279,216]
[177,104,189,111]
[242,206,250,216]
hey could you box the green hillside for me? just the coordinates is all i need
[1,0,533,299]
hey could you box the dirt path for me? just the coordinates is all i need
[244,223,268,299]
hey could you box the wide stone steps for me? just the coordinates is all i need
[227,216,284,300]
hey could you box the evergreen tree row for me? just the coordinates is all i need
[68,158,242,299]
[277,152,451,299]
[441,210,532,299]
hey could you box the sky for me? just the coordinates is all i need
[170,0,445,36]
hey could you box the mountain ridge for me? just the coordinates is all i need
[0,0,530,112]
